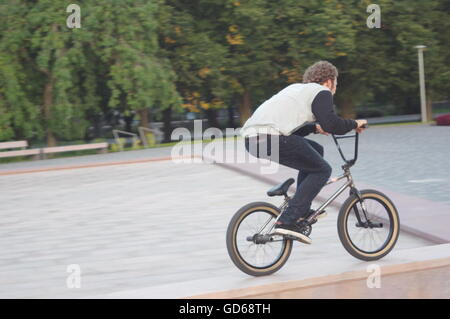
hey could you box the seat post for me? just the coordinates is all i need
[281,195,290,208]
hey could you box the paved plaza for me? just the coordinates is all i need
[0,123,447,298]
[0,159,432,298]
[313,124,450,205]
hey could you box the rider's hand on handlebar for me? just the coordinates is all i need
[315,124,329,136]
[355,119,368,133]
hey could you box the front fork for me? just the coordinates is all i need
[351,186,383,228]
[350,186,370,226]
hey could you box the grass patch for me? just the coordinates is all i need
[0,156,34,165]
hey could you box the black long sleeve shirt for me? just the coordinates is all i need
[293,90,357,136]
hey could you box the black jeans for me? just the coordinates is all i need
[245,134,332,224]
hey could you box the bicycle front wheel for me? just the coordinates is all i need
[226,202,293,276]
[338,189,400,261]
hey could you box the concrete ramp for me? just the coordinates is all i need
[97,243,450,299]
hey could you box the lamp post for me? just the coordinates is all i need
[415,45,427,123]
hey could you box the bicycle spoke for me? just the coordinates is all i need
[346,197,393,254]
[235,210,286,268]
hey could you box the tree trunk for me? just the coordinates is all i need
[43,80,57,146]
[335,93,356,119]
[205,108,219,129]
[93,114,103,138]
[124,114,134,132]
[139,108,150,128]
[238,90,252,126]
[227,103,235,128]
[162,107,172,143]
[426,99,433,122]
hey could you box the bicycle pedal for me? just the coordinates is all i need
[284,235,302,241]
[284,234,312,244]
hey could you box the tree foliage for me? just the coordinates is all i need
[0,0,448,143]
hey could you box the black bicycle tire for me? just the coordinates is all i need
[337,189,400,261]
[226,201,293,276]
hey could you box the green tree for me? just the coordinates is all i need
[157,1,229,135]
[266,0,356,114]
[87,0,180,133]
[332,0,449,117]
[197,0,356,125]
[0,1,44,142]
[26,1,94,145]
[0,1,101,145]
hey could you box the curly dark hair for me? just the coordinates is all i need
[302,61,338,84]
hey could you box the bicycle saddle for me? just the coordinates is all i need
[267,178,295,197]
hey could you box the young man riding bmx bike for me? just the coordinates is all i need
[241,61,368,244]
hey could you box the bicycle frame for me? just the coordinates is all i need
[258,131,370,236]
[274,168,361,223]
[236,124,397,270]
[307,132,368,221]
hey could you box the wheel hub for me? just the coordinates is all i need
[246,234,273,244]
[355,221,383,229]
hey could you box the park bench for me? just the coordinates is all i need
[0,141,108,160]
[0,140,40,159]
[41,142,108,158]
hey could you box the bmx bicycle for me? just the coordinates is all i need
[226,128,400,276]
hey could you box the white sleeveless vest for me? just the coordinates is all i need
[240,83,329,137]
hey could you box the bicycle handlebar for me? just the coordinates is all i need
[331,124,368,168]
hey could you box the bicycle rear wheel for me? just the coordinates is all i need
[338,189,400,261]
[226,202,293,276]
